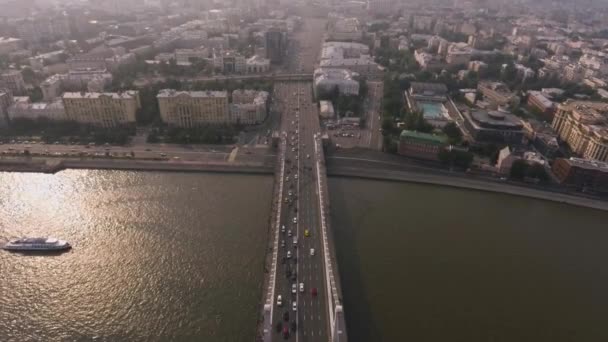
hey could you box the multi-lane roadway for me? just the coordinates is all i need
[272,81,328,341]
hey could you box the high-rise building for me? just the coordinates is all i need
[0,90,13,126]
[157,89,229,127]
[62,91,140,128]
[265,28,287,65]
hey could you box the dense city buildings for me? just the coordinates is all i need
[157,89,229,127]
[62,91,140,128]
[551,100,608,162]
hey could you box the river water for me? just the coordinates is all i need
[2,171,608,342]
[329,178,608,342]
[0,170,273,342]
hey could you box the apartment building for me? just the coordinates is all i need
[62,91,140,128]
[477,81,520,107]
[0,70,25,94]
[231,90,269,125]
[551,100,608,162]
[157,89,229,127]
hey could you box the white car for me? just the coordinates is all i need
[299,283,304,293]
[281,225,286,233]
[292,301,297,311]
[292,283,297,294]
[293,217,297,224]
[277,295,283,307]
[310,248,315,256]
[288,230,292,237]
[293,237,298,246]
[294,174,298,180]
[306,154,310,159]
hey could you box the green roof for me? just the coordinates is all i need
[399,130,447,145]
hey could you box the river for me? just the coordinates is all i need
[329,177,608,342]
[2,171,608,342]
[0,170,273,342]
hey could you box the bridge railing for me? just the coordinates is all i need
[313,133,347,342]
[261,133,287,342]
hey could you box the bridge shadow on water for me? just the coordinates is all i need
[329,180,383,342]
[3,249,72,257]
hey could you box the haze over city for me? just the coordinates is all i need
[1,0,608,341]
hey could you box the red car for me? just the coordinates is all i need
[311,287,318,297]
[283,326,289,339]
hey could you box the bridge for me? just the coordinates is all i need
[260,81,347,342]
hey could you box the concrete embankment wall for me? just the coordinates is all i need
[327,167,608,212]
[0,159,274,175]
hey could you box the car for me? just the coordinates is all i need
[288,190,293,196]
[281,240,285,248]
[306,154,310,159]
[310,248,315,256]
[283,326,289,339]
[286,176,290,181]
[290,321,297,332]
[311,288,318,297]
[295,155,299,160]
[292,283,297,294]
[294,174,298,179]
[292,301,297,311]
[299,283,304,293]
[304,229,309,237]
[293,237,298,246]
[277,295,283,307]
[292,217,297,224]
[283,311,290,321]
[288,230,292,237]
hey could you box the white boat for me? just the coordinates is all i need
[2,237,71,251]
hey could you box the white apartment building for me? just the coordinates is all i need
[445,43,472,66]
[314,68,360,97]
[246,55,270,73]
[319,42,381,76]
[212,50,246,74]
[62,91,140,128]
[231,90,269,124]
[157,89,230,127]
[8,99,66,121]
[40,74,65,102]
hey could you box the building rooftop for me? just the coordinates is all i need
[565,157,608,171]
[63,91,138,99]
[399,130,447,145]
[470,109,523,129]
[157,89,227,98]
[410,82,448,96]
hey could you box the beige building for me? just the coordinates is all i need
[62,91,140,128]
[157,89,229,127]
[552,100,608,162]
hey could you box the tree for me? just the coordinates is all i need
[21,67,36,84]
[29,86,43,102]
[442,122,462,145]
[510,159,528,180]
